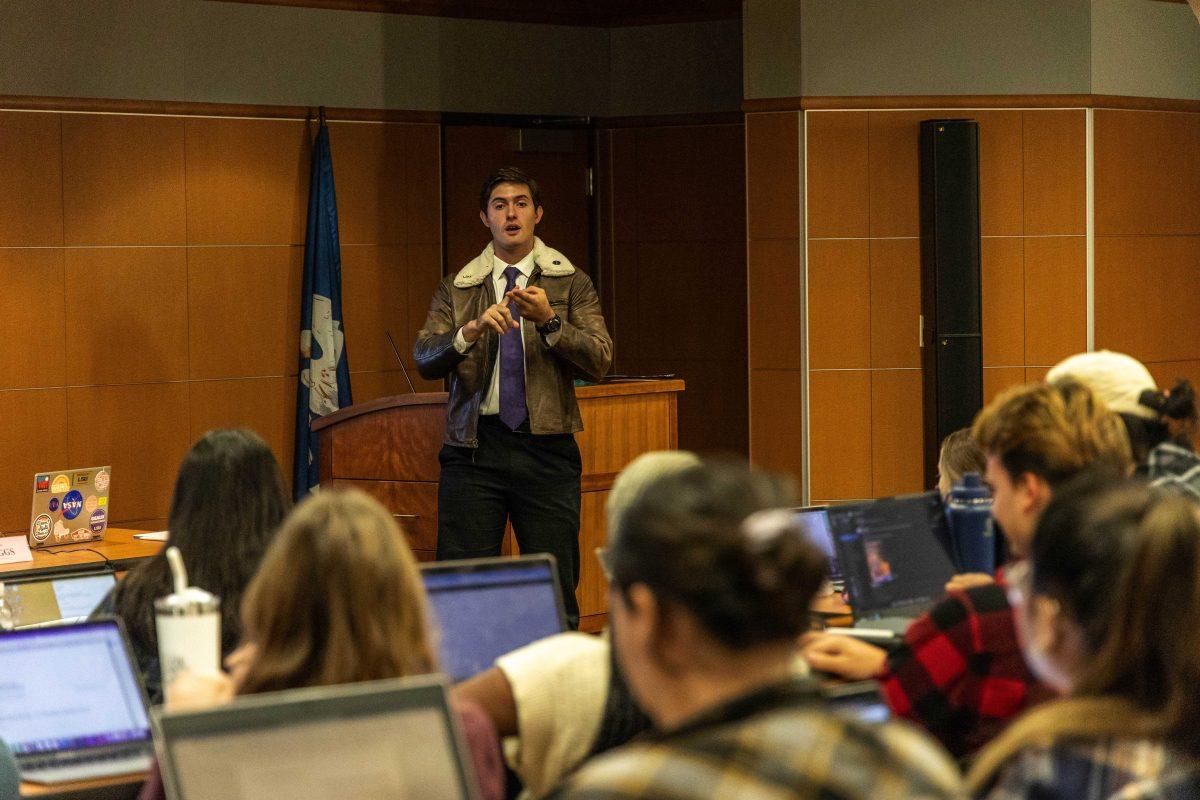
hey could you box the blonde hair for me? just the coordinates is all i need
[236,489,437,695]
[606,451,701,531]
[972,379,1132,486]
[968,484,1200,791]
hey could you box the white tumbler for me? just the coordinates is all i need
[155,546,221,702]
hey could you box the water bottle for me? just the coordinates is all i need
[155,547,221,702]
[946,473,996,574]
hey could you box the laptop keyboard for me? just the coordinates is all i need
[20,748,151,784]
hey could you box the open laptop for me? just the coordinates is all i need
[421,555,568,682]
[29,466,112,548]
[3,569,116,629]
[155,675,478,800]
[828,491,957,635]
[793,506,842,593]
[826,680,892,724]
[0,619,153,784]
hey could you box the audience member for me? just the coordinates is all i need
[454,450,699,798]
[141,490,504,800]
[91,429,290,704]
[1047,350,1199,498]
[549,461,963,799]
[937,427,986,498]
[802,380,1132,758]
[969,476,1200,798]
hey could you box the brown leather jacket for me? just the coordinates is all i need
[413,239,613,447]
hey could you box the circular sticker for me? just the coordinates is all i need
[89,508,107,533]
[94,470,110,493]
[48,497,60,513]
[51,474,71,493]
[32,514,52,542]
[61,490,84,521]
[84,495,99,514]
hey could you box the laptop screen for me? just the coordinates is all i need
[828,491,956,617]
[5,572,116,628]
[0,621,150,756]
[158,678,473,800]
[422,556,567,682]
[793,507,839,580]
[827,681,891,724]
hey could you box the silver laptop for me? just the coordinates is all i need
[0,619,153,784]
[4,570,116,629]
[155,675,478,800]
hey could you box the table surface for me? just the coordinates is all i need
[20,771,144,799]
[1,528,163,580]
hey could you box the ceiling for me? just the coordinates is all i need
[212,0,743,27]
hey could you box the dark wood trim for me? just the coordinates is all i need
[0,94,443,123]
[595,111,744,129]
[311,391,449,432]
[742,94,1200,114]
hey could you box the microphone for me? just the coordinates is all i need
[384,330,418,394]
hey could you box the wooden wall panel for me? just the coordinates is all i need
[976,111,1023,237]
[1094,109,1200,236]
[871,370,924,497]
[0,249,67,390]
[746,112,800,240]
[749,369,803,484]
[1022,110,1086,235]
[869,238,921,369]
[981,237,1024,367]
[807,239,870,370]
[61,115,187,246]
[805,111,869,238]
[66,247,190,385]
[748,238,802,371]
[0,389,68,533]
[0,112,63,247]
[185,118,309,245]
[983,367,1027,404]
[0,103,444,517]
[1024,236,1087,366]
[809,370,872,501]
[867,111,923,238]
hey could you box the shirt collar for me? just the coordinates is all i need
[492,250,535,280]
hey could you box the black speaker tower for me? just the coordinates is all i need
[920,119,983,488]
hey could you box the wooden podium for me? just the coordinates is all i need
[312,379,684,630]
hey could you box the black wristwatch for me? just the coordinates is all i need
[536,314,562,335]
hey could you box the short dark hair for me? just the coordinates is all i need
[608,460,826,650]
[479,166,541,212]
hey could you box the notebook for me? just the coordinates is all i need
[0,619,153,784]
[29,466,112,548]
[3,570,116,628]
[421,555,568,682]
[828,491,956,634]
[155,676,477,800]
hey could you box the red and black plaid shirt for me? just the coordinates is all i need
[878,575,1055,759]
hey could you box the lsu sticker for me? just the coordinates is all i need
[51,474,70,494]
[61,490,85,521]
[35,475,50,493]
[75,472,90,485]
[84,495,99,514]
[89,508,107,533]
[94,470,110,493]
[32,514,52,542]
[48,497,60,513]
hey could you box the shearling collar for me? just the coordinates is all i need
[453,237,575,288]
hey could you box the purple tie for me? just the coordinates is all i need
[499,266,528,430]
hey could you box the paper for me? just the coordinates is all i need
[0,535,33,565]
[134,530,170,542]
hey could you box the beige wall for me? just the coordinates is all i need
[1091,0,1200,100]
[0,0,741,116]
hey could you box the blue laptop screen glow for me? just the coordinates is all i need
[422,562,564,682]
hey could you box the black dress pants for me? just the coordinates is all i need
[436,415,582,628]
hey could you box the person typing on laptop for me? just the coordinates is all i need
[801,379,1133,758]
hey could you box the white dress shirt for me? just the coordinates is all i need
[453,250,534,415]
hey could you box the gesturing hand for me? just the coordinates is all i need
[462,302,519,343]
[506,286,554,326]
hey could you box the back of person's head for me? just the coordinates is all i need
[609,460,825,650]
[972,378,1133,488]
[116,428,290,656]
[1032,476,1200,748]
[235,488,436,695]
[1047,350,1198,461]
[937,427,986,494]
[605,450,701,531]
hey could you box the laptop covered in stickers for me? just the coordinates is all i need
[28,466,112,548]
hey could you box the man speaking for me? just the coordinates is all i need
[414,167,612,628]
